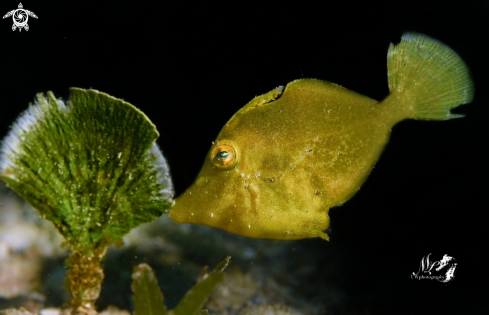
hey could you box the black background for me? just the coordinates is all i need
[0,0,488,314]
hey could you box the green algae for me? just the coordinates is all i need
[132,264,167,315]
[0,88,174,314]
[0,88,174,255]
[132,257,231,315]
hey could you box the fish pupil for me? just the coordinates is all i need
[217,151,230,159]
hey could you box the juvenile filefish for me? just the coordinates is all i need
[169,33,474,241]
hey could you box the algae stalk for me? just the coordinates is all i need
[65,246,107,314]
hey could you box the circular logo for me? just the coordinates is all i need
[13,9,28,27]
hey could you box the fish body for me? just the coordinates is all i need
[169,33,473,241]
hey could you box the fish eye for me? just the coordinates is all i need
[210,140,239,170]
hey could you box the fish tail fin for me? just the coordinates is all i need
[386,33,474,120]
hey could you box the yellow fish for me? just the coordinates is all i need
[169,33,473,241]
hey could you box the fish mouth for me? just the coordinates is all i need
[168,178,231,226]
[168,198,194,224]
